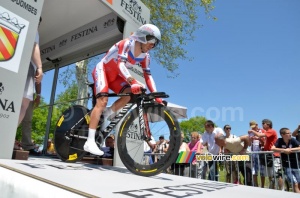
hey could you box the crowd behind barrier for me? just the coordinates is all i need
[143,150,300,193]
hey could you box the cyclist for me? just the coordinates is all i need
[84,24,163,155]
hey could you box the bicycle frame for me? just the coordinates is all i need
[66,91,165,148]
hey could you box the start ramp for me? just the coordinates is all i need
[0,157,298,198]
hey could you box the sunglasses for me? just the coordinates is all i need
[225,128,231,130]
[146,35,159,47]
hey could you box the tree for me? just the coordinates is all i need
[75,60,89,106]
[16,98,51,145]
[142,0,216,77]
[55,81,81,111]
[179,116,207,141]
[16,82,82,145]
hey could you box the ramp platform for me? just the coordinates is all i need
[0,157,298,198]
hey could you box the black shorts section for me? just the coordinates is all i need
[96,92,109,98]
[119,84,131,94]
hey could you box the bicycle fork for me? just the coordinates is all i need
[138,99,151,142]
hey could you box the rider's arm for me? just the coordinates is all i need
[140,55,157,92]
[116,40,137,85]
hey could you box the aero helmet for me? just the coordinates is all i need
[132,24,161,47]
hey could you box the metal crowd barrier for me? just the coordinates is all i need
[143,151,300,192]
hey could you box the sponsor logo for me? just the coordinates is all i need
[0,82,4,94]
[104,18,115,28]
[120,0,147,24]
[0,82,15,119]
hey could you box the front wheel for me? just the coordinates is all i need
[117,105,181,177]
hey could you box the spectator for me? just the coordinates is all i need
[215,134,249,154]
[271,128,300,193]
[197,138,208,180]
[20,83,41,156]
[46,139,56,155]
[172,132,190,177]
[105,135,115,148]
[201,120,225,181]
[18,17,43,125]
[292,124,300,142]
[223,125,239,184]
[215,133,252,185]
[249,119,283,190]
[248,120,265,187]
[144,135,156,165]
[154,135,168,162]
[101,135,115,159]
[188,131,201,178]
[17,17,43,155]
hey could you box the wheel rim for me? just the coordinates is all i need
[118,106,181,176]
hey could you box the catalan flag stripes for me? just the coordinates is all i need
[176,151,196,164]
[0,26,18,61]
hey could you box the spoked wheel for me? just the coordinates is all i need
[117,105,181,177]
[54,105,90,162]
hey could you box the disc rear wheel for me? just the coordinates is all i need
[54,105,89,162]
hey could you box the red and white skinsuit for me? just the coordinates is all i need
[92,38,158,96]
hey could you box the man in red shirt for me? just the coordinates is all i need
[249,119,283,190]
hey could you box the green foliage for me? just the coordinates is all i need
[16,82,79,145]
[179,116,207,141]
[55,81,78,112]
[142,0,216,77]
[16,98,50,145]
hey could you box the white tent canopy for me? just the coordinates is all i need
[39,0,150,71]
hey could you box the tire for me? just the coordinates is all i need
[54,105,89,162]
[117,105,181,177]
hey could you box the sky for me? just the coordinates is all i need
[150,0,300,136]
[42,0,300,137]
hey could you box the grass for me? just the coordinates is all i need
[218,168,292,191]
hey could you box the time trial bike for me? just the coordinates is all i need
[53,83,181,177]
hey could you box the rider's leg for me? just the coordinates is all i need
[84,96,107,155]
[84,64,108,155]
[103,87,131,120]
[110,87,131,112]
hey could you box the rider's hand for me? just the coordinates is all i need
[155,98,164,105]
[131,84,143,94]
